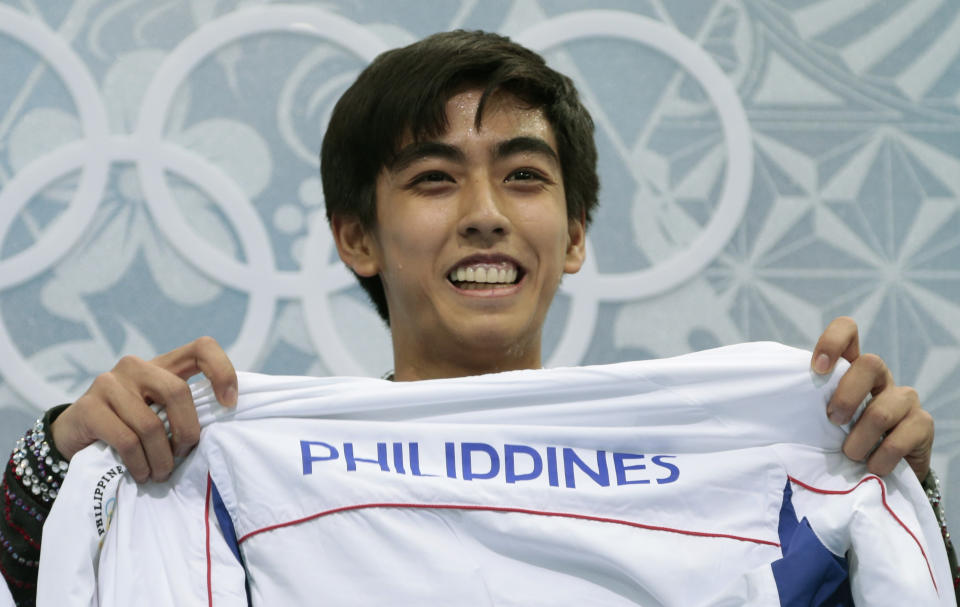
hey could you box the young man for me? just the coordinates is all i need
[2,30,950,605]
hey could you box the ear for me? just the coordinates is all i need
[563,211,586,274]
[331,214,380,277]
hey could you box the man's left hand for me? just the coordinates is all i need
[812,316,934,480]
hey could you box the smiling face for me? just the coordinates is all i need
[333,87,586,380]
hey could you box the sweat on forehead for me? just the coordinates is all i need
[385,90,560,174]
[393,84,548,147]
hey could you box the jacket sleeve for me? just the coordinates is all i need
[1,405,70,607]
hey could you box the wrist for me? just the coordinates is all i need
[49,403,82,461]
[11,405,71,503]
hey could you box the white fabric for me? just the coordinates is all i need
[0,575,13,607]
[37,342,953,606]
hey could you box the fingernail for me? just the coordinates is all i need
[827,408,845,425]
[813,353,831,374]
[223,385,238,407]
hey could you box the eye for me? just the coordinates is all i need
[505,168,555,187]
[410,171,454,185]
[507,169,540,182]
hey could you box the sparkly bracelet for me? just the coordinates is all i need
[11,415,69,503]
[924,469,948,538]
[922,468,960,589]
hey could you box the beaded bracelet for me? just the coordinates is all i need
[922,468,959,592]
[923,469,950,547]
[924,469,947,536]
[11,416,69,504]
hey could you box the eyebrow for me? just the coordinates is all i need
[494,136,559,166]
[388,136,560,174]
[389,142,465,174]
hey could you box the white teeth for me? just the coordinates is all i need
[448,263,519,285]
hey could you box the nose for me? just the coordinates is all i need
[457,178,510,242]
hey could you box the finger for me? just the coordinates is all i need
[811,316,860,374]
[108,388,177,482]
[826,353,890,424]
[865,406,933,477]
[903,408,935,481]
[113,355,201,459]
[75,376,151,482]
[88,410,152,483]
[841,386,916,464]
[152,336,238,408]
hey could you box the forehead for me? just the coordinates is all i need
[417,87,558,149]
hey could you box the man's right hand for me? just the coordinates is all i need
[50,336,238,482]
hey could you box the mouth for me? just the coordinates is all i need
[446,256,525,291]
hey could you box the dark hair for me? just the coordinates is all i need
[321,30,599,323]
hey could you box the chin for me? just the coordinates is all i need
[449,318,540,356]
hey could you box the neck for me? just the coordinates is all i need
[391,332,543,382]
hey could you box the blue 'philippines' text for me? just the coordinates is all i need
[300,440,679,489]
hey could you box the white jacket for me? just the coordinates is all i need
[36,343,953,605]
[0,575,12,607]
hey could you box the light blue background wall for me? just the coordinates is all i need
[1,0,958,533]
